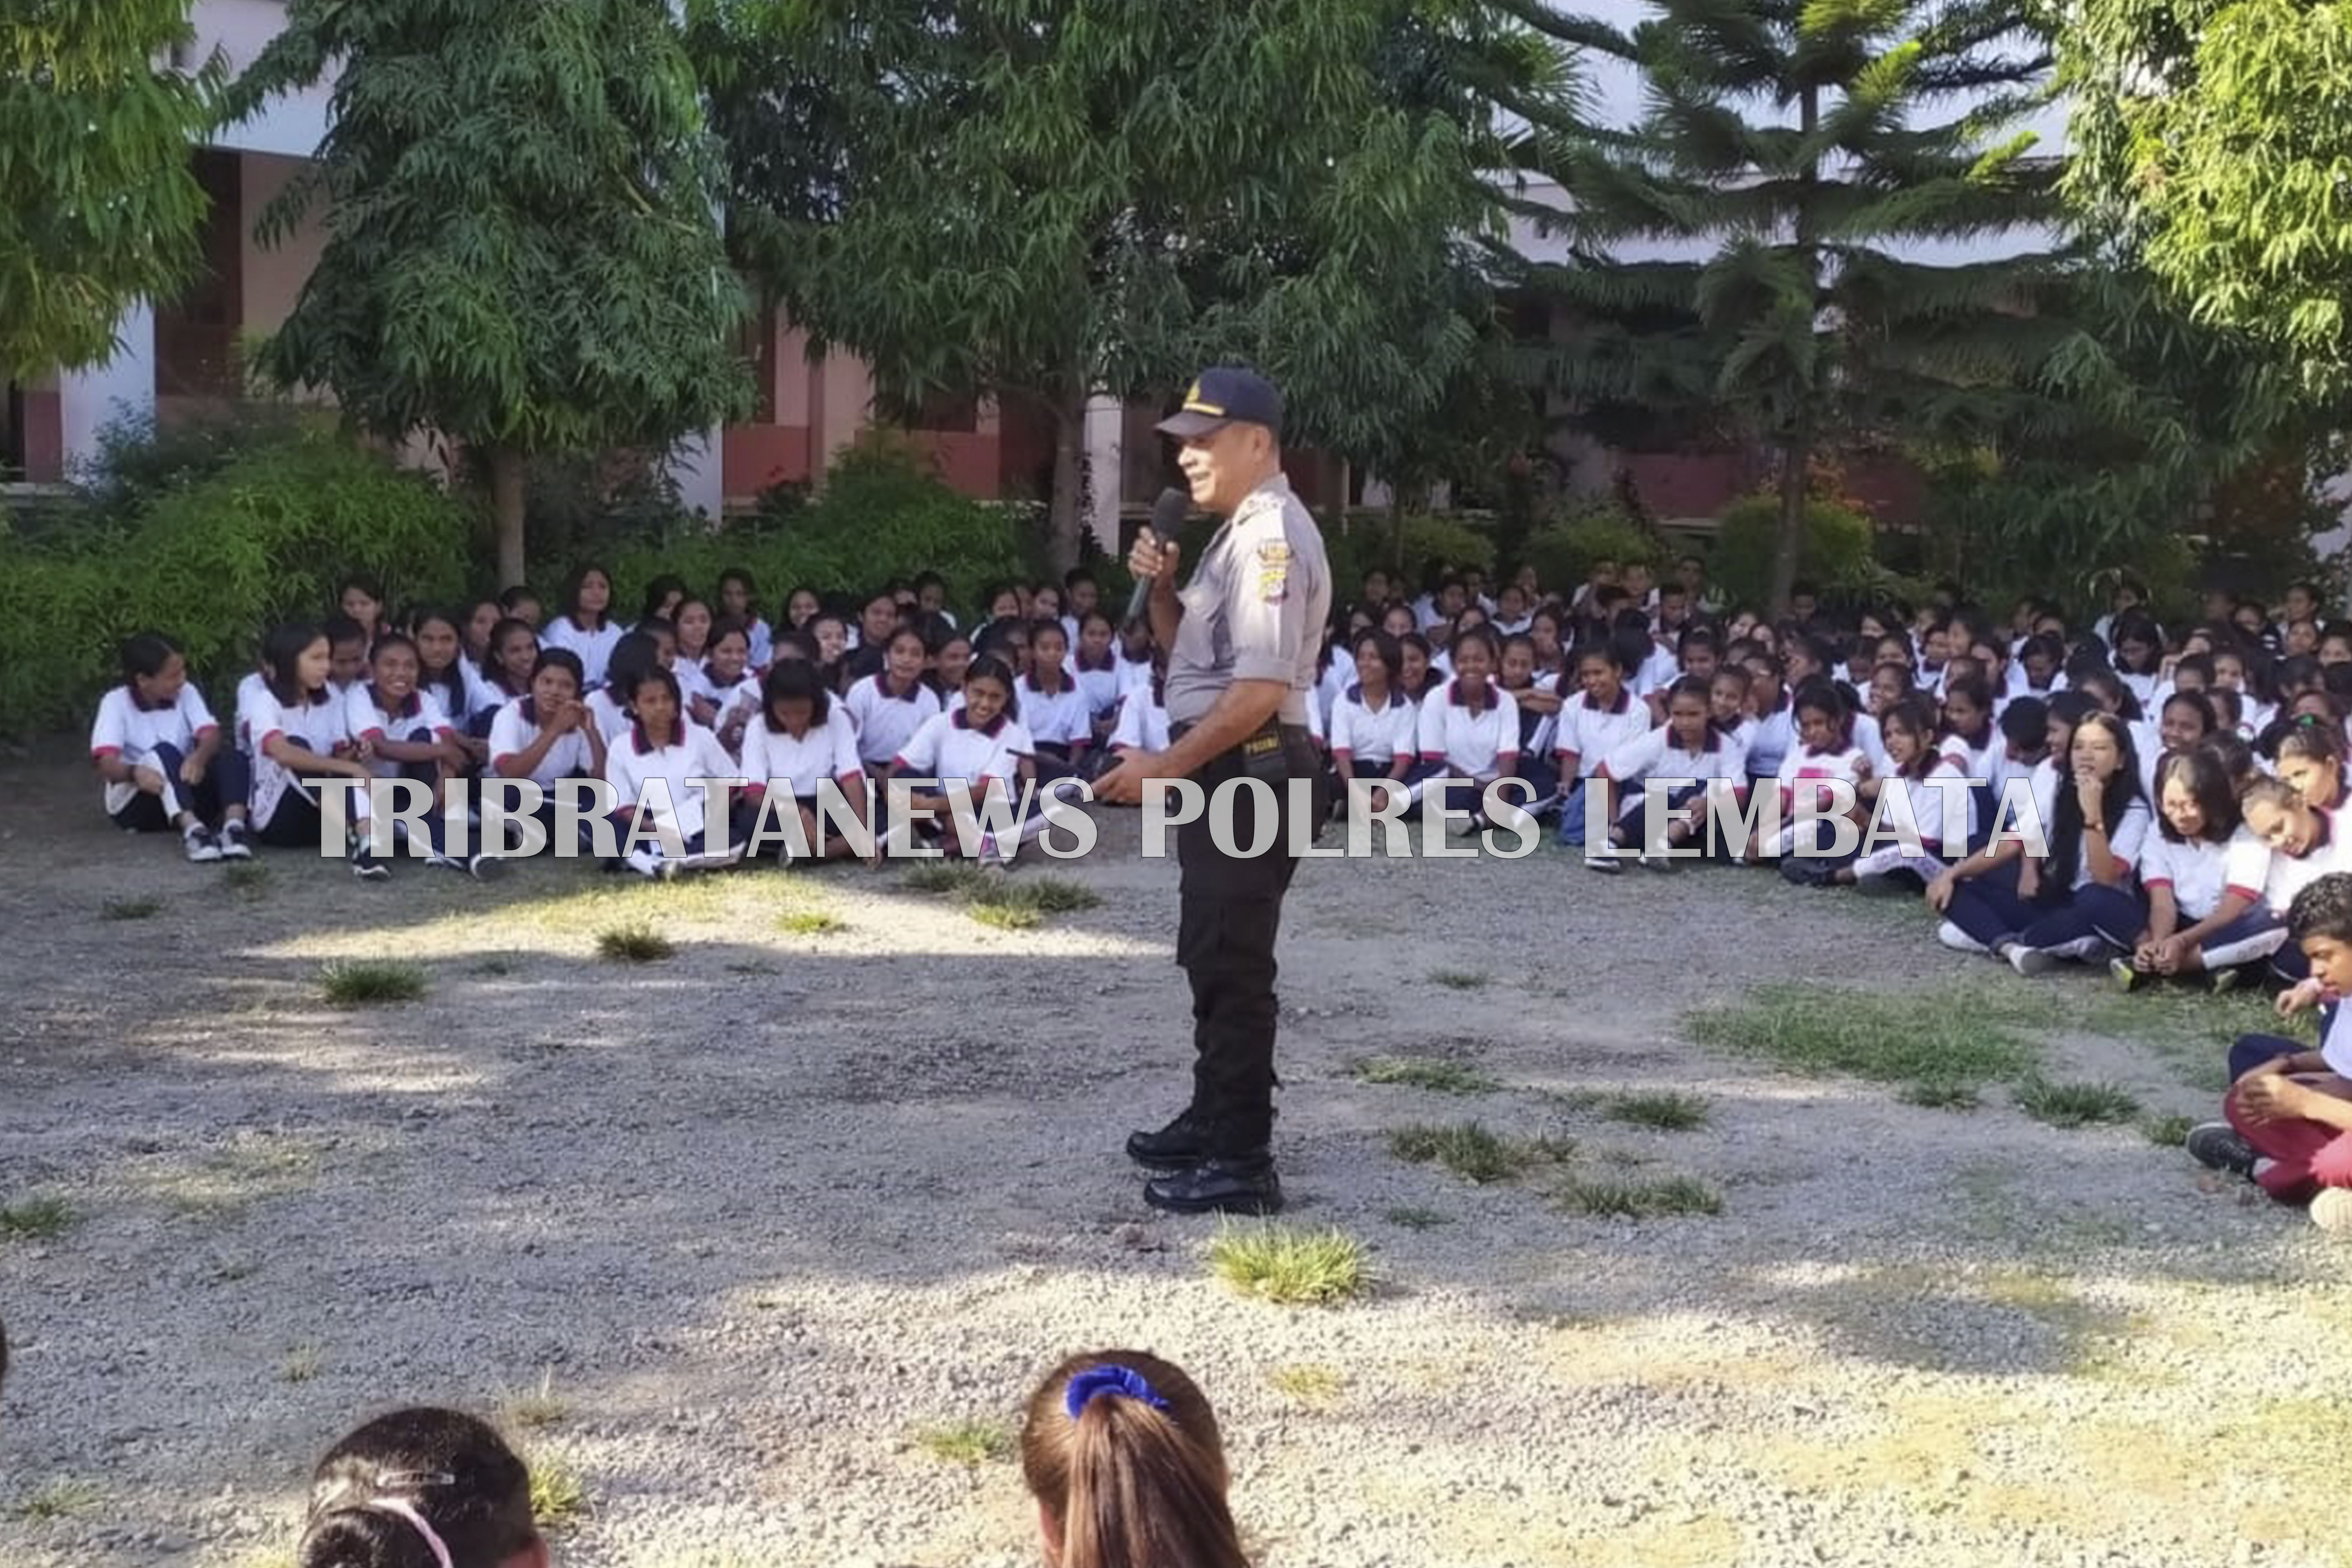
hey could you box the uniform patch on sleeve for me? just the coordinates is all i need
[1256,540,1291,604]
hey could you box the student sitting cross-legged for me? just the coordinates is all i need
[1586,673,1749,873]
[2187,873,2352,1233]
[2111,748,2283,991]
[91,632,252,863]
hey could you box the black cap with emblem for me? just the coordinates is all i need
[1156,367,1284,440]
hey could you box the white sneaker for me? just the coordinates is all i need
[1586,844,1623,875]
[1937,921,1988,955]
[183,826,223,863]
[2312,1188,2352,1234]
[625,847,665,879]
[2007,945,2058,977]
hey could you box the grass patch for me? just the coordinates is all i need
[595,923,673,963]
[154,1135,319,1217]
[225,860,271,897]
[2013,1076,2141,1129]
[500,1369,569,1431]
[1597,1091,1711,1131]
[985,875,1101,915]
[912,1419,1014,1466]
[1383,1205,1452,1231]
[0,1195,74,1241]
[100,895,162,921]
[1899,1080,1982,1111]
[528,1451,590,1530]
[10,1478,105,1521]
[1207,1221,1371,1306]
[1428,967,1491,991]
[900,862,990,897]
[1685,981,2041,1089]
[967,898,1042,931]
[778,909,846,936]
[318,958,428,1007]
[1349,1056,1499,1096]
[1555,1174,1723,1220]
[2141,1113,2195,1147]
[1266,1363,1347,1405]
[1388,1122,1570,1184]
[281,1345,322,1384]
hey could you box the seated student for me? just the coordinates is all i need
[1993,693,2051,803]
[325,614,371,697]
[584,631,662,744]
[740,660,870,865]
[1497,633,1562,812]
[889,655,1078,864]
[2241,773,2352,985]
[2275,715,2352,835]
[91,632,252,862]
[842,626,940,778]
[2213,644,2278,738]
[1102,665,1172,779]
[1710,666,1758,757]
[1740,652,1794,784]
[931,630,975,704]
[2112,748,2282,991]
[1756,677,1873,869]
[1937,670,2002,851]
[467,617,542,740]
[294,1406,548,1568]
[2108,610,2168,711]
[1329,630,1417,811]
[2011,630,2069,701]
[1676,626,1722,686]
[715,567,775,670]
[1866,660,1913,721]
[1019,619,1093,777]
[2134,689,2218,802]
[1025,1354,1261,1568]
[346,633,489,875]
[410,609,490,775]
[486,648,606,813]
[1833,695,1962,893]
[1112,615,1156,697]
[540,564,623,687]
[2186,875,2352,1232]
[1588,673,1749,872]
[602,666,746,877]
[1405,627,1519,826]
[1552,642,1652,846]
[1929,711,2150,974]
[693,619,762,751]
[1071,610,1124,748]
[245,624,385,878]
[495,583,542,633]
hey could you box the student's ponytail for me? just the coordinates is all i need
[296,1406,537,1568]
[1022,1351,1247,1568]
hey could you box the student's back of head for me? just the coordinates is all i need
[1021,1350,1246,1568]
[298,1407,543,1568]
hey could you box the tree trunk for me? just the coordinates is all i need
[1389,488,1406,574]
[1046,384,1086,579]
[1768,430,1809,623]
[491,446,528,589]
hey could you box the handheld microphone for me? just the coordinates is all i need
[1127,486,1192,627]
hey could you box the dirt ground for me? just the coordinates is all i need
[3,737,2349,1568]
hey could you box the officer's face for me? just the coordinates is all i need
[1178,423,1274,512]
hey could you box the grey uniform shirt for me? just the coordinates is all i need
[1162,473,1330,728]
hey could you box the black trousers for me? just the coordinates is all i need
[1172,723,1325,1155]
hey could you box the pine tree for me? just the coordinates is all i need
[236,0,752,585]
[1521,0,2070,617]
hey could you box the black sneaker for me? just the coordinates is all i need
[1126,1109,1213,1170]
[216,821,254,861]
[350,845,390,881]
[183,826,223,864]
[2185,1121,2258,1178]
[1143,1153,1283,1216]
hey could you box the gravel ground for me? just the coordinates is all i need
[3,739,2348,1568]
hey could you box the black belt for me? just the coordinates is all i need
[1168,721,1311,744]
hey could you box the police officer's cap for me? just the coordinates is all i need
[1157,367,1284,440]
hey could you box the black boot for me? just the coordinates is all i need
[1143,1151,1283,1216]
[1125,1108,1214,1170]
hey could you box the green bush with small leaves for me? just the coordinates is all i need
[1520,500,1668,596]
[1710,492,1876,610]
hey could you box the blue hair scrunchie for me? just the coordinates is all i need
[1064,1364,1173,1420]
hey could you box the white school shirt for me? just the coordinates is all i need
[1317,657,1353,730]
[541,617,625,687]
[603,721,738,843]
[345,684,455,778]
[90,684,221,815]
[1633,645,1680,699]
[1503,684,1557,760]
[1883,759,1967,854]
[1018,675,1093,751]
[673,658,718,717]
[234,671,269,751]
[1114,653,1156,697]
[2262,818,2352,915]
[744,617,775,670]
[2119,669,2163,710]
[842,674,942,767]
[1555,689,1652,777]
[1777,741,1871,816]
[1937,727,2000,786]
[1330,685,1418,768]
[739,713,864,797]
[1744,699,1795,778]
[1851,710,1893,775]
[486,697,597,790]
[895,709,1034,788]
[1073,655,1125,719]
[1416,681,1520,774]
[1600,722,1751,786]
[584,687,635,744]
[2029,766,2154,890]
[2139,828,2270,923]
[459,661,509,724]
[1109,691,1172,752]
[243,686,354,828]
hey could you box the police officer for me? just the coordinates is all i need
[1094,367,1330,1216]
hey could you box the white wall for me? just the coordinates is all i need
[193,0,331,158]
[59,304,157,473]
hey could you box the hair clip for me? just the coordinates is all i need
[1065,1364,1172,1419]
[373,1470,456,1492]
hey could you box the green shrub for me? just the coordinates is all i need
[1521,499,1668,597]
[1331,511,1498,591]
[0,426,476,736]
[1710,492,1876,610]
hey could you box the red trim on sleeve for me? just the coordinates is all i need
[2143,876,2172,889]
[194,723,218,738]
[491,753,519,771]
[2225,884,2261,901]
[91,744,122,757]
[1419,750,1446,763]
[361,726,386,741]
[258,729,285,753]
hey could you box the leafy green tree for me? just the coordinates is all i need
[2062,0,2352,394]
[694,0,1571,572]
[0,0,220,379]
[236,0,752,585]
[1520,0,2072,617]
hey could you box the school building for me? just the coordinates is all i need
[13,5,2049,550]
